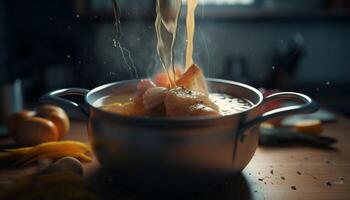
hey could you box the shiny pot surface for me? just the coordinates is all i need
[40,78,318,193]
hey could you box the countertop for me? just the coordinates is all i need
[0,115,349,200]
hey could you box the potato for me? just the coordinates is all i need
[17,117,58,146]
[7,110,35,141]
[37,105,70,139]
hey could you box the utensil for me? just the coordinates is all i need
[39,78,318,193]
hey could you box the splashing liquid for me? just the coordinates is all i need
[155,0,182,87]
[185,0,197,70]
[111,0,138,78]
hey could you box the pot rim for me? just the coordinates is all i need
[85,78,263,123]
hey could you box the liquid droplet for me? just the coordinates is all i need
[272,66,275,70]
[66,54,71,59]
[76,14,80,18]
[326,81,330,85]
[113,39,117,47]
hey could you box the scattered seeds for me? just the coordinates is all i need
[254,190,258,193]
[324,160,331,164]
[264,182,267,184]
[281,176,286,180]
[270,170,274,175]
[305,172,318,180]
[291,186,297,190]
[258,172,261,175]
[297,171,302,175]
[258,178,264,181]
[334,177,345,185]
[304,157,309,160]
[326,181,332,186]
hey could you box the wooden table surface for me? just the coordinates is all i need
[0,115,349,200]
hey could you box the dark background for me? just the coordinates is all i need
[0,0,349,115]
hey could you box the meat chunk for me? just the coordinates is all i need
[186,103,221,117]
[142,87,168,115]
[176,64,208,96]
[133,80,156,105]
[164,87,220,117]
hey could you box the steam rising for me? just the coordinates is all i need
[155,0,182,87]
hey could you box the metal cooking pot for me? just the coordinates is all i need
[40,78,318,193]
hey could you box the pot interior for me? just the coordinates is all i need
[86,78,263,121]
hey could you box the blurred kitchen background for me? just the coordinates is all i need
[0,0,350,115]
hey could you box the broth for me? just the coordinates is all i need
[209,93,253,116]
[95,93,253,116]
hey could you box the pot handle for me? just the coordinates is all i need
[239,92,319,134]
[39,88,90,119]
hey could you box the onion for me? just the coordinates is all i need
[7,110,36,141]
[17,117,58,146]
[37,105,70,139]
